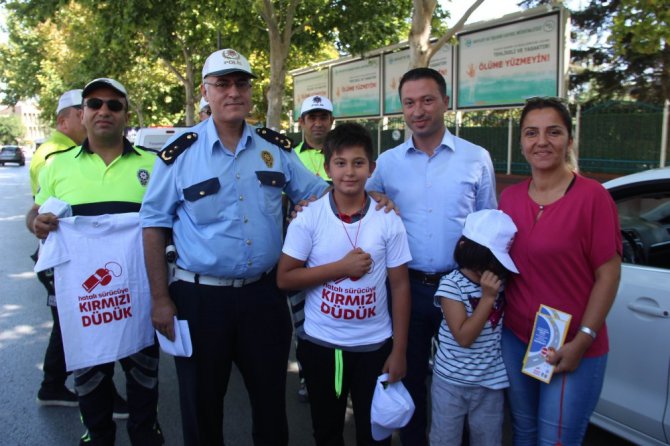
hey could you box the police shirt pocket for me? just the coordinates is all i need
[256,171,286,188]
[184,178,220,201]
[256,171,285,214]
[183,177,221,224]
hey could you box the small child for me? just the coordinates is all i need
[277,122,412,445]
[429,209,518,446]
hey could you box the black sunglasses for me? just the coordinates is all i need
[84,98,125,112]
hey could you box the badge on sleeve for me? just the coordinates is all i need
[159,132,198,164]
[256,127,294,152]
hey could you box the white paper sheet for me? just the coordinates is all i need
[156,316,192,357]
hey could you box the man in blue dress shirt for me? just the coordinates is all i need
[140,49,330,446]
[366,67,497,446]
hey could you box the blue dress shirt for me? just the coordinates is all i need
[366,128,496,273]
[140,120,329,277]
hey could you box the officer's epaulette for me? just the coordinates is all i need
[44,145,77,161]
[158,132,198,165]
[256,127,294,152]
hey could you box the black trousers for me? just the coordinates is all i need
[33,254,68,390]
[297,338,392,446]
[41,304,69,389]
[398,279,442,446]
[170,273,292,446]
[74,344,161,446]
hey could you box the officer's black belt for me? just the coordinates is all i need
[408,269,448,287]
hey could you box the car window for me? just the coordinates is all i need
[616,191,670,269]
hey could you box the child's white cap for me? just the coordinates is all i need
[463,209,519,273]
[370,373,415,440]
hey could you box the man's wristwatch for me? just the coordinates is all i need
[579,325,597,340]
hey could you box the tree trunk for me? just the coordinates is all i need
[182,45,196,126]
[259,0,299,130]
[408,0,486,68]
[266,48,288,130]
[409,0,436,68]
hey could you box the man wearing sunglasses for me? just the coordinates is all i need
[28,89,86,409]
[27,78,163,446]
[28,89,130,420]
[140,48,332,446]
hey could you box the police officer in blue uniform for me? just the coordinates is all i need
[140,49,331,446]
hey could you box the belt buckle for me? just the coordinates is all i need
[422,273,440,287]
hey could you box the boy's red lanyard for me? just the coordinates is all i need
[333,194,366,249]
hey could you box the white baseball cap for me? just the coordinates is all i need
[300,95,333,117]
[370,373,415,441]
[56,89,83,114]
[82,78,128,98]
[202,48,256,80]
[462,209,519,273]
[199,97,209,112]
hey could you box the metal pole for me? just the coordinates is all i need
[377,118,382,159]
[507,113,513,175]
[455,111,462,137]
[574,103,581,172]
[661,99,669,167]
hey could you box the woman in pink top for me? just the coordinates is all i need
[498,97,622,446]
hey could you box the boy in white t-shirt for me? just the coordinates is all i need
[277,123,412,445]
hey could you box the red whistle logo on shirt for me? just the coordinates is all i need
[82,262,123,292]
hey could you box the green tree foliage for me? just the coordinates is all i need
[408,0,484,68]
[0,2,187,126]
[0,0,414,129]
[520,0,669,104]
[246,0,415,128]
[609,0,670,103]
[0,115,26,144]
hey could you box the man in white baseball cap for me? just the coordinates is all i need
[29,88,86,411]
[296,95,334,180]
[30,89,86,196]
[29,87,131,421]
[141,48,331,446]
[28,77,163,445]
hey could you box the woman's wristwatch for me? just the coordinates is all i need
[579,325,597,340]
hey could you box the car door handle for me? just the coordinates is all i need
[627,302,670,318]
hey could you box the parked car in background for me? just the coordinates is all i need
[0,145,25,166]
[591,167,670,446]
[132,127,189,151]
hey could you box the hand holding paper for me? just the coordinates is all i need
[522,305,571,383]
[156,316,192,357]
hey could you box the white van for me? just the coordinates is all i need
[133,127,189,151]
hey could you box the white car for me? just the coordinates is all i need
[591,167,670,445]
[132,127,189,151]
